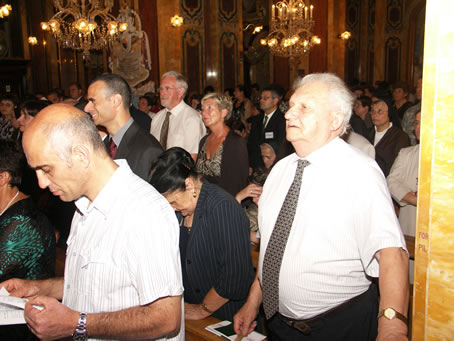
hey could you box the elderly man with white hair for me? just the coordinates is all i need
[150,71,206,161]
[234,73,409,341]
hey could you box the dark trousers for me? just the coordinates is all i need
[267,284,379,341]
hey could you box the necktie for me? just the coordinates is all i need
[160,111,171,149]
[107,136,117,159]
[262,114,270,133]
[262,159,310,319]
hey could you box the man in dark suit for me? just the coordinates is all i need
[130,104,152,132]
[247,86,286,170]
[84,74,162,180]
[68,82,88,111]
[368,99,410,176]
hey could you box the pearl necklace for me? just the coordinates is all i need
[0,190,19,216]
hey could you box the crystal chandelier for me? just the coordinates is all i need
[41,0,128,58]
[260,0,320,58]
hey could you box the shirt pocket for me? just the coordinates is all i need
[75,249,124,297]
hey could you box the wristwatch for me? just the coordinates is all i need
[377,307,408,324]
[73,312,88,341]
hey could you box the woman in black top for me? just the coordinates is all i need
[149,147,254,322]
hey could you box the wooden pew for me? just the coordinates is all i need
[185,316,224,340]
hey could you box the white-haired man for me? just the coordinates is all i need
[150,71,206,160]
[234,73,409,341]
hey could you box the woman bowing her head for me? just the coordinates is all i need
[149,147,254,322]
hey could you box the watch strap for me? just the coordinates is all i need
[377,307,408,324]
[73,312,88,341]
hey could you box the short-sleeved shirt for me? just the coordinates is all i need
[258,137,407,319]
[64,160,184,341]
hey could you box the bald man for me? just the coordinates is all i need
[0,104,184,341]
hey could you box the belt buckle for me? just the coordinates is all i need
[288,320,312,335]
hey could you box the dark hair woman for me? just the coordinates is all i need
[149,147,254,322]
[17,100,49,133]
[0,140,56,340]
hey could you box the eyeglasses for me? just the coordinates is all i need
[370,109,388,115]
[158,86,180,92]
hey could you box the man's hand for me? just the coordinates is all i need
[24,296,79,340]
[0,278,41,298]
[1,277,64,300]
[233,300,259,337]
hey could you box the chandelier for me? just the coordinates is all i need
[260,0,320,58]
[41,0,128,57]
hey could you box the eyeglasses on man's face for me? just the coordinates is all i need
[158,86,181,92]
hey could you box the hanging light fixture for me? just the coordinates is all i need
[40,0,128,58]
[261,0,320,58]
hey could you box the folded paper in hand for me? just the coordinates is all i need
[0,287,43,325]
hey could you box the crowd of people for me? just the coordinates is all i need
[0,70,421,340]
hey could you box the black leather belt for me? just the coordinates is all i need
[276,284,375,335]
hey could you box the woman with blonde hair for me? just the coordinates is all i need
[196,92,248,196]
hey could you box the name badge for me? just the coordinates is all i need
[265,132,274,139]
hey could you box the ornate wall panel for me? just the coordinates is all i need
[218,0,238,26]
[182,30,203,96]
[367,40,374,84]
[345,0,361,85]
[220,32,238,90]
[309,0,328,74]
[181,0,203,26]
[386,0,403,32]
[385,36,401,84]
[346,0,360,32]
[218,0,237,24]
[345,39,358,85]
[274,56,289,93]
[368,0,376,34]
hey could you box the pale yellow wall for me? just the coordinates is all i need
[413,0,454,339]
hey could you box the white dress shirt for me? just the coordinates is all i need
[150,100,206,154]
[258,137,406,319]
[64,160,184,340]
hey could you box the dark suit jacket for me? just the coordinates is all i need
[180,181,254,321]
[74,97,88,112]
[247,108,286,169]
[368,126,410,177]
[130,105,152,132]
[114,121,163,180]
